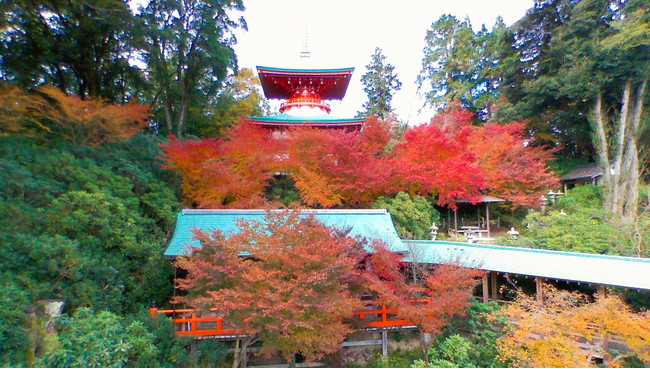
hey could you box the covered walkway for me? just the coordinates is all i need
[407,240,650,290]
[160,209,650,339]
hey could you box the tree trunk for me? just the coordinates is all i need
[592,92,613,207]
[622,79,647,219]
[233,336,256,368]
[419,328,430,365]
[611,81,631,216]
[233,339,240,368]
[176,96,188,138]
[590,79,646,222]
[163,91,174,134]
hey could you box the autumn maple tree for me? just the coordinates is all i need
[284,117,394,207]
[0,85,150,146]
[469,121,560,208]
[363,243,484,363]
[174,210,367,367]
[160,121,280,208]
[390,110,484,208]
[160,106,558,211]
[498,285,650,367]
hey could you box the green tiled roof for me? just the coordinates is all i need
[406,240,650,290]
[165,209,406,257]
[248,113,364,124]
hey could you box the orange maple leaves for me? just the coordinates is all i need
[160,107,560,209]
[174,210,366,362]
[1,85,150,146]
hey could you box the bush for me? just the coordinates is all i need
[553,184,603,212]
[374,192,440,240]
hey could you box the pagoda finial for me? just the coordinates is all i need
[300,24,310,59]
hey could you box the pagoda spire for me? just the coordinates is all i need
[299,24,310,59]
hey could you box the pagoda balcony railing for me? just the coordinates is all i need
[149,300,427,338]
[279,97,331,114]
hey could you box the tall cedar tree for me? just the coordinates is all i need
[418,15,505,119]
[174,210,367,367]
[363,243,484,364]
[359,47,402,119]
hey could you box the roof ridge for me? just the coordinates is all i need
[181,209,389,215]
[408,240,650,263]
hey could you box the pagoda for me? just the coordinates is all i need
[244,66,365,131]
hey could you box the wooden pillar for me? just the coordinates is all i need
[597,285,607,301]
[447,208,451,231]
[490,272,498,301]
[381,330,388,358]
[454,209,458,236]
[477,206,481,227]
[535,277,545,303]
[482,274,489,303]
[486,203,491,238]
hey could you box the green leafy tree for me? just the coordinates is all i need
[40,308,158,368]
[495,0,585,154]
[0,0,144,101]
[359,47,402,119]
[0,280,32,367]
[503,184,646,256]
[0,134,180,313]
[413,301,507,368]
[192,68,269,138]
[497,0,649,211]
[514,210,621,255]
[373,192,440,240]
[553,184,604,212]
[139,0,246,137]
[418,15,505,120]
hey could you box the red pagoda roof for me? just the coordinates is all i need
[257,66,354,100]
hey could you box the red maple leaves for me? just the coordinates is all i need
[160,108,559,209]
[469,122,560,208]
[174,211,366,363]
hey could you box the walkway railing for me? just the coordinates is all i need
[150,301,422,338]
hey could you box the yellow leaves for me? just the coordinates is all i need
[0,85,150,146]
[292,169,342,208]
[0,85,52,134]
[498,285,650,368]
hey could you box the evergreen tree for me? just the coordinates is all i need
[359,47,401,119]
[418,15,505,120]
[0,0,145,102]
[138,0,246,137]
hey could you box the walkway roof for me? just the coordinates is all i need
[407,241,650,290]
[165,209,406,257]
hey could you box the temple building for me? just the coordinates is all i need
[243,66,365,135]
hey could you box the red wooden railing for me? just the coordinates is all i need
[150,300,423,337]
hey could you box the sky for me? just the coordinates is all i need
[232,0,534,125]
